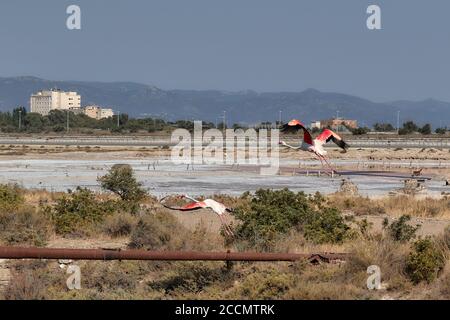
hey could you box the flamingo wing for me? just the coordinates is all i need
[178,201,206,211]
[280,119,313,145]
[203,199,231,215]
[160,197,205,211]
[315,129,350,151]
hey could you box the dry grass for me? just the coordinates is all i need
[2,230,449,300]
[329,194,450,218]
[1,185,450,300]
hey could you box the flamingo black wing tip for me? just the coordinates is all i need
[280,123,291,133]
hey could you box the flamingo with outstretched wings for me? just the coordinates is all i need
[160,195,234,236]
[280,119,350,173]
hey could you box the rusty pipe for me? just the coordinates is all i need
[0,246,348,262]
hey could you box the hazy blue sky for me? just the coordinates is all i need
[1,0,450,101]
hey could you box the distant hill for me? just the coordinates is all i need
[0,76,449,127]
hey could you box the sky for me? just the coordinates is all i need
[1,0,450,102]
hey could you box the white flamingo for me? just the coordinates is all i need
[161,195,234,236]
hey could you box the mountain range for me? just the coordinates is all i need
[0,76,449,128]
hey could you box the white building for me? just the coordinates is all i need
[30,89,81,116]
[100,108,114,119]
[310,121,321,129]
[84,105,114,120]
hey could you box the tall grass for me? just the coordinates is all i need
[329,194,450,218]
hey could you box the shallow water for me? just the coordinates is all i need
[0,158,447,197]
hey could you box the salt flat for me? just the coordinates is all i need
[0,157,447,197]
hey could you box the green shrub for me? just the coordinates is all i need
[0,184,24,212]
[405,238,446,284]
[231,189,311,248]
[46,187,115,236]
[383,215,420,242]
[232,189,349,248]
[98,164,146,213]
[302,207,350,244]
[0,207,52,246]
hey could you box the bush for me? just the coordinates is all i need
[0,207,52,246]
[231,189,350,248]
[418,124,432,135]
[0,184,24,212]
[383,215,420,242]
[129,212,181,250]
[444,225,450,250]
[302,207,350,244]
[350,127,370,135]
[3,261,63,300]
[405,238,446,284]
[98,164,146,213]
[46,187,115,236]
[235,269,292,299]
[103,213,137,238]
[148,262,229,295]
[82,261,141,293]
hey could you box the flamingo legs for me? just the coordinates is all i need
[218,214,234,237]
[313,152,336,175]
[321,155,337,174]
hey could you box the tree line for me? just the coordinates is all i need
[345,121,447,135]
[0,107,448,135]
[0,107,215,134]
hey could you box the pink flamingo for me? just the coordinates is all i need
[280,119,350,173]
[160,195,234,236]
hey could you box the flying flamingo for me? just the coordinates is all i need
[160,195,234,236]
[279,119,350,174]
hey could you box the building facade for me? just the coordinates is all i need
[318,118,358,131]
[310,121,321,129]
[30,89,81,116]
[100,108,114,119]
[84,105,101,119]
[84,105,114,120]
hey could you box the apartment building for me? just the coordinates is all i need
[30,89,81,116]
[84,105,114,120]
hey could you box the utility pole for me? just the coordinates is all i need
[18,109,22,131]
[278,110,282,128]
[335,110,340,132]
[223,110,226,133]
[117,111,120,128]
[397,110,400,134]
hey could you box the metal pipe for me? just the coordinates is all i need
[0,246,348,262]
